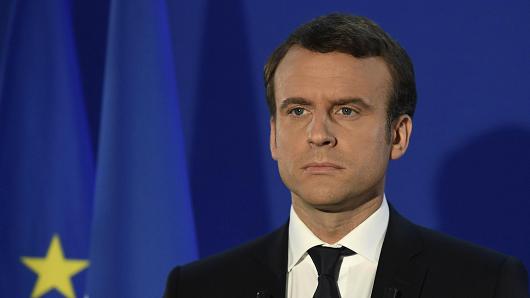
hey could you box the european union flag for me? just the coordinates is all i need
[0,0,94,297]
[86,0,198,297]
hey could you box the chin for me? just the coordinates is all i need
[295,188,351,211]
[293,181,381,213]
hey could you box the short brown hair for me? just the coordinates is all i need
[264,13,417,125]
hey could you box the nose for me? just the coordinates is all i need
[307,113,337,147]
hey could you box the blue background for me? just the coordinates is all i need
[165,0,529,265]
[1,0,529,295]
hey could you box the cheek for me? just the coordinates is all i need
[276,137,297,169]
[275,122,303,155]
[362,128,392,171]
[339,122,390,163]
[275,130,305,175]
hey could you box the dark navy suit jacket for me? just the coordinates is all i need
[164,205,529,298]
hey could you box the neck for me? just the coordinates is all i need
[292,194,384,244]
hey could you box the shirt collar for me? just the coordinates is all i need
[287,196,389,272]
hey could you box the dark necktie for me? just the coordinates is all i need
[307,245,355,298]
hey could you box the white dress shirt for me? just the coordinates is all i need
[286,196,389,298]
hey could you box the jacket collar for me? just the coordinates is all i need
[251,204,427,298]
[371,204,427,298]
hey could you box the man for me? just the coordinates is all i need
[164,13,529,298]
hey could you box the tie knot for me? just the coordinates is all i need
[307,246,355,278]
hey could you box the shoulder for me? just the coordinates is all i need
[163,225,288,298]
[416,223,509,263]
[388,204,523,268]
[181,223,286,277]
[419,224,528,296]
[413,219,526,273]
[389,209,528,296]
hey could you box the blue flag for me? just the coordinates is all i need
[0,0,94,297]
[86,0,198,296]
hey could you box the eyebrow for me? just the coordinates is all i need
[333,98,372,109]
[279,97,372,110]
[279,97,311,110]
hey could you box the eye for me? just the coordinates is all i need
[337,107,357,116]
[288,107,306,116]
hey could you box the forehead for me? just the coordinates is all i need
[274,46,392,106]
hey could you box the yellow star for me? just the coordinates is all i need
[21,234,89,298]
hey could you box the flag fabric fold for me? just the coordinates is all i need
[86,0,198,296]
[0,0,94,297]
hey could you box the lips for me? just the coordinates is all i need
[302,162,344,174]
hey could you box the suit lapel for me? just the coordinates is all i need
[248,205,428,298]
[250,223,289,298]
[371,205,428,298]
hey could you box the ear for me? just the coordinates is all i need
[390,115,413,160]
[270,117,279,160]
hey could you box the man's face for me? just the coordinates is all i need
[270,46,410,211]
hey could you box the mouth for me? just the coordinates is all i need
[301,162,345,174]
